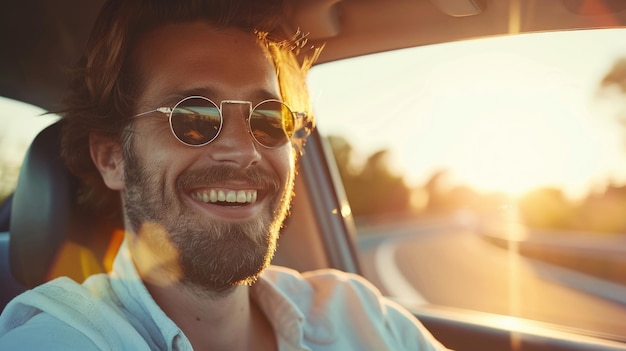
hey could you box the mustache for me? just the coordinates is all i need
[176,165,281,192]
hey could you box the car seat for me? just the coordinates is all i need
[2,121,123,300]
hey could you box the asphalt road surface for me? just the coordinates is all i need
[357,224,626,338]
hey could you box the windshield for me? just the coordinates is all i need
[308,28,626,340]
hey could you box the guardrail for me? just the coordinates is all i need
[479,222,626,286]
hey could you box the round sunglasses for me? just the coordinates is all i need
[133,96,307,148]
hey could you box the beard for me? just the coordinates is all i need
[121,148,294,295]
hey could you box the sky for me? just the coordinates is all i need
[307,28,626,199]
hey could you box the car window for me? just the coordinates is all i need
[308,28,626,341]
[0,97,59,204]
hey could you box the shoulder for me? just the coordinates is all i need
[262,266,448,350]
[0,275,146,350]
[263,266,391,313]
[265,267,414,321]
[0,310,100,350]
[1,275,116,324]
[0,276,103,349]
[1,276,98,329]
[263,266,378,297]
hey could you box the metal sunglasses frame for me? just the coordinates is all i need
[133,95,309,148]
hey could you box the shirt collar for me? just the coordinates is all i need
[250,271,307,349]
[110,240,185,350]
[109,239,309,350]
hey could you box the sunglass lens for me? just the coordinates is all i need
[170,98,221,146]
[250,100,294,147]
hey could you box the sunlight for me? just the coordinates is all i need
[309,29,626,200]
[406,44,619,198]
[0,97,59,163]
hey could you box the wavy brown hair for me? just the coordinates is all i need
[60,0,320,214]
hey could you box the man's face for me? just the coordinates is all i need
[119,22,295,293]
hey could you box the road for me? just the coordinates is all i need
[357,223,626,338]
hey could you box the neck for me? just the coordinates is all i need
[126,234,276,351]
[148,282,274,350]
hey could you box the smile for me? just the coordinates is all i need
[191,189,258,204]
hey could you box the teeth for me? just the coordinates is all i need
[226,191,236,203]
[193,189,258,204]
[236,191,247,203]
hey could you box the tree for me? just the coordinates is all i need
[326,135,411,220]
[518,187,574,230]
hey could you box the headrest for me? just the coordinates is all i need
[9,121,121,288]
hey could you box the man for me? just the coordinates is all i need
[0,1,447,350]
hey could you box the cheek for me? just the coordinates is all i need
[153,150,194,184]
[269,146,295,180]
[131,136,193,182]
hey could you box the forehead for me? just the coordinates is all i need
[132,22,280,104]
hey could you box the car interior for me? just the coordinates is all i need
[2,1,626,350]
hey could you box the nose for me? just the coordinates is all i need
[208,103,262,167]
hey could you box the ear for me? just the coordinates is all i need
[89,132,125,190]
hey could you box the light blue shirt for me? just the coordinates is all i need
[0,241,448,350]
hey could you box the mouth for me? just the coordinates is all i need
[190,188,258,206]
